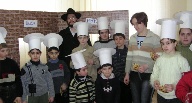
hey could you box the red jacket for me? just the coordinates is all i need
[176,71,192,103]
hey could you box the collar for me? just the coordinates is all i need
[75,75,89,82]
[96,39,113,43]
[49,59,59,63]
[79,44,89,49]
[26,60,44,66]
[162,51,180,58]
[101,73,115,79]
[178,42,191,47]
[115,45,127,51]
[132,29,153,38]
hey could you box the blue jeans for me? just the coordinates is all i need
[130,71,153,103]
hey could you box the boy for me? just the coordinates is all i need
[175,11,192,69]
[43,33,70,103]
[0,27,22,103]
[94,48,120,103]
[71,22,99,81]
[21,33,55,103]
[68,50,95,103]
[110,20,132,103]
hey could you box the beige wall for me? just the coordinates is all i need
[187,0,192,10]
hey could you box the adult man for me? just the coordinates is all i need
[58,8,92,79]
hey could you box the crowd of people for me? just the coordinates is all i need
[0,8,192,103]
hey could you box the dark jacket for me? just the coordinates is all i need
[95,73,120,103]
[0,58,23,102]
[112,46,128,82]
[58,27,92,67]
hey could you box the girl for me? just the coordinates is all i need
[150,18,190,103]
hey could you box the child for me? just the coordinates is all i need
[124,12,162,103]
[176,71,192,103]
[0,27,23,103]
[94,48,120,103]
[110,20,132,103]
[68,50,95,103]
[21,33,55,103]
[93,17,116,51]
[43,33,70,103]
[175,11,192,69]
[71,22,99,81]
[150,18,190,103]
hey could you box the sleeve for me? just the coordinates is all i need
[115,79,120,103]
[150,60,160,87]
[13,60,23,97]
[179,57,190,73]
[20,68,28,102]
[125,39,133,74]
[153,35,163,55]
[63,62,71,85]
[45,65,55,98]
[95,77,104,103]
[69,80,76,103]
[176,73,192,103]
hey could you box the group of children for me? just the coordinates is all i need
[0,10,192,103]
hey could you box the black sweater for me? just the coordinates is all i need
[0,58,23,97]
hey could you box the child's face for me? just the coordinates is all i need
[78,35,88,45]
[28,49,41,62]
[160,38,177,54]
[48,50,59,60]
[76,66,88,76]
[114,36,125,48]
[0,48,9,60]
[179,28,192,46]
[100,29,109,41]
[101,66,113,78]
[131,18,146,33]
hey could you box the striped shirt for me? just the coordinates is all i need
[69,75,95,103]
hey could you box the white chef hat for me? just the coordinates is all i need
[0,27,7,44]
[156,18,183,39]
[175,11,192,29]
[24,33,44,51]
[68,49,87,69]
[110,20,128,34]
[97,17,109,30]
[73,22,92,36]
[93,48,116,66]
[43,33,63,48]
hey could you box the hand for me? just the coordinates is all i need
[14,97,22,103]
[87,59,94,65]
[153,53,160,61]
[124,73,129,85]
[48,97,54,103]
[61,83,67,91]
[138,64,148,73]
[154,80,160,90]
[164,84,174,92]
[22,101,27,103]
[97,69,102,74]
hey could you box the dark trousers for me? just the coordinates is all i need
[157,94,182,103]
[130,71,153,103]
[28,93,48,103]
[120,81,132,103]
[54,92,69,103]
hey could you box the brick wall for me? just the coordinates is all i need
[0,9,128,65]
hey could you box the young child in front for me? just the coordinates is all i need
[0,27,23,103]
[21,33,55,103]
[43,33,70,103]
[70,22,99,82]
[94,48,120,103]
[110,20,132,103]
[175,11,192,69]
[176,71,192,103]
[150,19,190,103]
[69,50,95,103]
